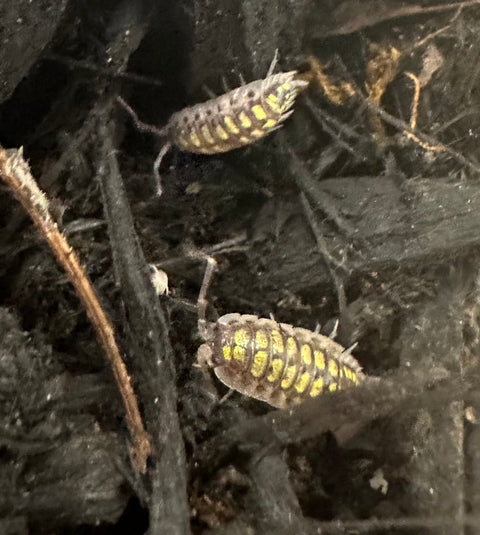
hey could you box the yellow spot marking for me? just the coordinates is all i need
[251,351,268,378]
[344,367,358,383]
[250,129,265,138]
[177,136,188,148]
[267,358,284,382]
[314,350,325,370]
[189,131,202,147]
[215,124,229,140]
[281,82,291,90]
[255,330,269,349]
[295,372,311,394]
[252,104,267,121]
[310,377,324,397]
[233,346,246,362]
[271,330,284,354]
[328,359,339,377]
[263,119,277,129]
[266,93,281,112]
[234,328,249,347]
[201,125,215,144]
[329,382,338,392]
[301,344,312,366]
[222,346,232,361]
[224,116,240,134]
[238,111,252,128]
[281,365,297,389]
[239,136,250,143]
[286,337,298,358]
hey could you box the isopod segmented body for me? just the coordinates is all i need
[195,257,364,409]
[166,70,309,155]
[118,53,308,194]
[198,313,364,409]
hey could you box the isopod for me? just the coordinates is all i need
[118,51,309,194]
[196,256,365,409]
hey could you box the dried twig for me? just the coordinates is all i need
[360,95,480,173]
[315,0,480,37]
[96,114,191,533]
[300,192,348,317]
[0,145,151,473]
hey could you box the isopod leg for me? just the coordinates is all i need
[266,48,280,77]
[196,254,218,339]
[329,319,339,339]
[153,142,172,196]
[117,96,171,196]
[342,342,358,356]
[202,84,217,99]
[221,76,231,93]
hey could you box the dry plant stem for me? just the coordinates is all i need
[96,115,191,534]
[280,139,352,234]
[300,192,348,316]
[362,95,480,173]
[0,145,151,473]
[405,72,420,130]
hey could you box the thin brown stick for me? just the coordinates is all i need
[405,72,420,130]
[0,146,151,473]
[361,94,480,172]
[403,71,444,152]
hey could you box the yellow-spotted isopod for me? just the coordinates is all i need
[118,51,309,194]
[196,257,365,409]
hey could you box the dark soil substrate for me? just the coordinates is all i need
[1,1,480,534]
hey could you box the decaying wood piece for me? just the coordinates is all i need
[96,116,191,534]
[259,166,480,296]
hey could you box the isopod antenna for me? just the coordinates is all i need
[195,253,218,341]
[117,96,170,196]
